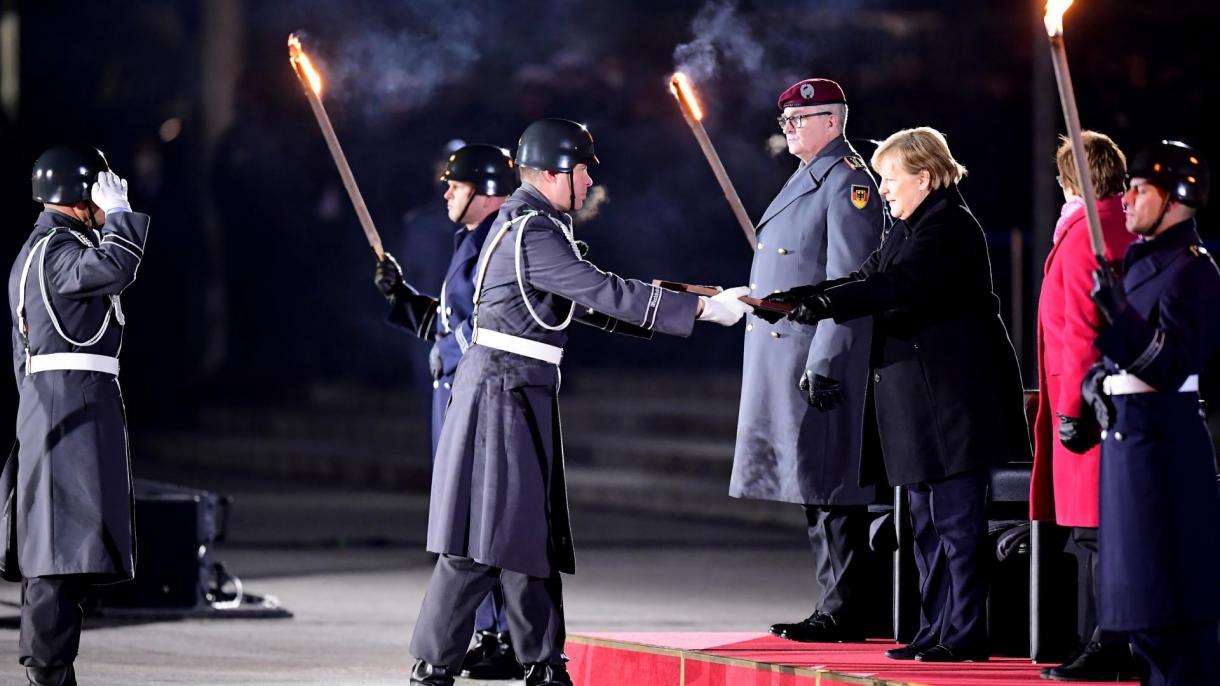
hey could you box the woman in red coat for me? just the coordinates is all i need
[1029,131,1137,680]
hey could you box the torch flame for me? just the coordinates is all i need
[1044,0,1074,36]
[288,33,323,96]
[669,72,704,121]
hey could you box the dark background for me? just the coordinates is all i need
[0,0,1216,455]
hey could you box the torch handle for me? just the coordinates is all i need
[1048,35,1105,260]
[303,90,386,261]
[682,116,758,251]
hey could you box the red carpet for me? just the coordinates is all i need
[566,632,1138,686]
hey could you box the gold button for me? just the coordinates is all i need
[757,242,765,251]
[432,380,440,389]
[746,324,754,332]
[750,282,757,289]
[445,306,453,316]
[777,248,789,255]
[770,331,780,338]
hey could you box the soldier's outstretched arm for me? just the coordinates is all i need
[44,213,149,299]
[520,224,699,337]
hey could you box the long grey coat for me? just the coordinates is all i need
[730,138,883,505]
[7,209,148,581]
[428,185,700,578]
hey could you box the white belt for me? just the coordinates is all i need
[474,328,563,365]
[1103,372,1198,396]
[28,353,120,376]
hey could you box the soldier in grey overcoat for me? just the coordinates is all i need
[408,119,751,686]
[6,146,148,686]
[732,79,883,642]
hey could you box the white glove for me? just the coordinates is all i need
[91,171,132,213]
[697,286,752,326]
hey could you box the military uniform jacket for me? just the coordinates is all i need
[427,184,700,578]
[6,209,149,581]
[731,137,883,505]
[1092,219,1220,630]
[822,185,1030,486]
[387,214,493,454]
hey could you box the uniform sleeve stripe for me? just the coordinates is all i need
[454,326,470,353]
[1128,329,1165,374]
[641,284,662,330]
[102,233,144,255]
[102,241,143,261]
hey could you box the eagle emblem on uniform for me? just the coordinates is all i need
[800,83,814,99]
[851,185,870,209]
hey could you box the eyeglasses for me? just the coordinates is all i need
[777,112,833,131]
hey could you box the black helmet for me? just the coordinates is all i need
[32,144,110,204]
[440,144,519,197]
[517,118,599,173]
[1128,140,1209,208]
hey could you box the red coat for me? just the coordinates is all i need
[1029,195,1134,526]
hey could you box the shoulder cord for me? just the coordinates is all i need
[470,210,582,335]
[17,228,123,363]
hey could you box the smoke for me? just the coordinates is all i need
[574,185,610,223]
[766,134,789,158]
[672,0,765,83]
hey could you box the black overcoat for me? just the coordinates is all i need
[822,185,1031,486]
[1092,219,1220,630]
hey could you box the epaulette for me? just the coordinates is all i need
[843,155,866,171]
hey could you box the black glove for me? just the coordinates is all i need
[751,303,786,324]
[786,294,832,325]
[1080,362,1115,431]
[799,370,843,412]
[767,283,827,306]
[428,341,444,381]
[374,253,409,304]
[1090,256,1127,326]
[1057,413,1100,454]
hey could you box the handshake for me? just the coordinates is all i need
[687,282,834,327]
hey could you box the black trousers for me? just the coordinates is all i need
[1068,526,1127,647]
[802,505,869,625]
[19,576,87,668]
[1129,622,1220,686]
[907,469,990,651]
[411,555,565,670]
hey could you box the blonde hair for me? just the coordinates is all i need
[872,126,967,190]
[1056,131,1127,198]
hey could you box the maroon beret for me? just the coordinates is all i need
[777,78,847,110]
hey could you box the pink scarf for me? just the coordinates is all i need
[1052,198,1085,245]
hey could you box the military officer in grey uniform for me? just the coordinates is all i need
[731,78,884,642]
[408,118,751,686]
[6,145,149,686]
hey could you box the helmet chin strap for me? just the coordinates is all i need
[455,193,476,225]
[1148,190,1173,236]
[567,173,576,213]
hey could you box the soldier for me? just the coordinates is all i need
[373,143,523,680]
[6,146,149,686]
[408,118,751,686]
[1085,140,1220,686]
[733,78,884,642]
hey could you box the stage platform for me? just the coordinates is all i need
[566,632,1137,686]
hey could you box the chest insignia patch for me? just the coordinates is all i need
[850,185,870,209]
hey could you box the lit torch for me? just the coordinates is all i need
[669,72,758,251]
[288,33,385,261]
[1044,1,1105,260]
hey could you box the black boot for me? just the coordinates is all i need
[410,659,455,686]
[1041,640,1138,681]
[461,630,524,679]
[26,665,76,686]
[524,662,574,686]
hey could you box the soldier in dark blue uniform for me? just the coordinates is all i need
[373,143,522,680]
[5,146,149,686]
[1085,141,1220,686]
[407,118,750,686]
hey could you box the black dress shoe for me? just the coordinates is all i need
[1040,640,1138,681]
[26,665,76,686]
[461,630,524,679]
[524,662,574,686]
[884,644,930,660]
[410,659,455,686]
[915,643,990,662]
[769,611,864,643]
